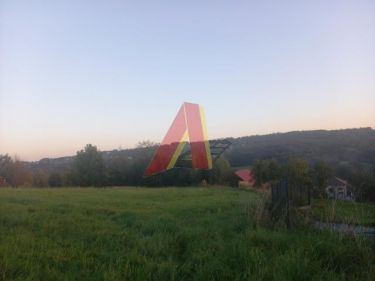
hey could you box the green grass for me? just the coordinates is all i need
[0,187,374,281]
[312,199,375,226]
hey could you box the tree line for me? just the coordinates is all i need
[1,143,374,202]
[1,128,374,201]
[0,143,236,188]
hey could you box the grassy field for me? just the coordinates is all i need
[312,199,375,226]
[0,187,374,281]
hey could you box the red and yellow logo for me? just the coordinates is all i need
[144,102,212,177]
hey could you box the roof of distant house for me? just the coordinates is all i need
[235,169,254,182]
[328,177,348,187]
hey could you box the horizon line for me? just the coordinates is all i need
[11,126,374,163]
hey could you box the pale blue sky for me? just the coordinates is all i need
[1,0,374,161]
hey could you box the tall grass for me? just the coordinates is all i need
[0,187,373,281]
[312,199,375,226]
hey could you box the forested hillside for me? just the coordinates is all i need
[225,127,375,169]
[27,127,375,172]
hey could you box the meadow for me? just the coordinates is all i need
[0,187,374,281]
[312,198,375,226]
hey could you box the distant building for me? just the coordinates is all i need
[325,177,355,201]
[234,169,255,187]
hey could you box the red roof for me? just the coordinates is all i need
[235,169,254,183]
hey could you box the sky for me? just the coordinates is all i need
[0,0,374,161]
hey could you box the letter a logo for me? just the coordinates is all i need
[144,102,212,177]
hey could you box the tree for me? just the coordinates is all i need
[48,173,63,187]
[312,161,333,196]
[73,144,105,186]
[286,158,312,187]
[0,154,13,186]
[252,159,282,186]
[208,156,232,185]
[0,155,31,187]
[32,170,49,187]
[351,167,375,202]
[136,140,158,149]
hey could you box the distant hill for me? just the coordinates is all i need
[26,127,375,173]
[225,127,375,169]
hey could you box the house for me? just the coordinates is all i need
[234,169,255,187]
[325,177,355,201]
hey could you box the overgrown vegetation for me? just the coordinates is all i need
[0,187,374,281]
[312,199,375,226]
